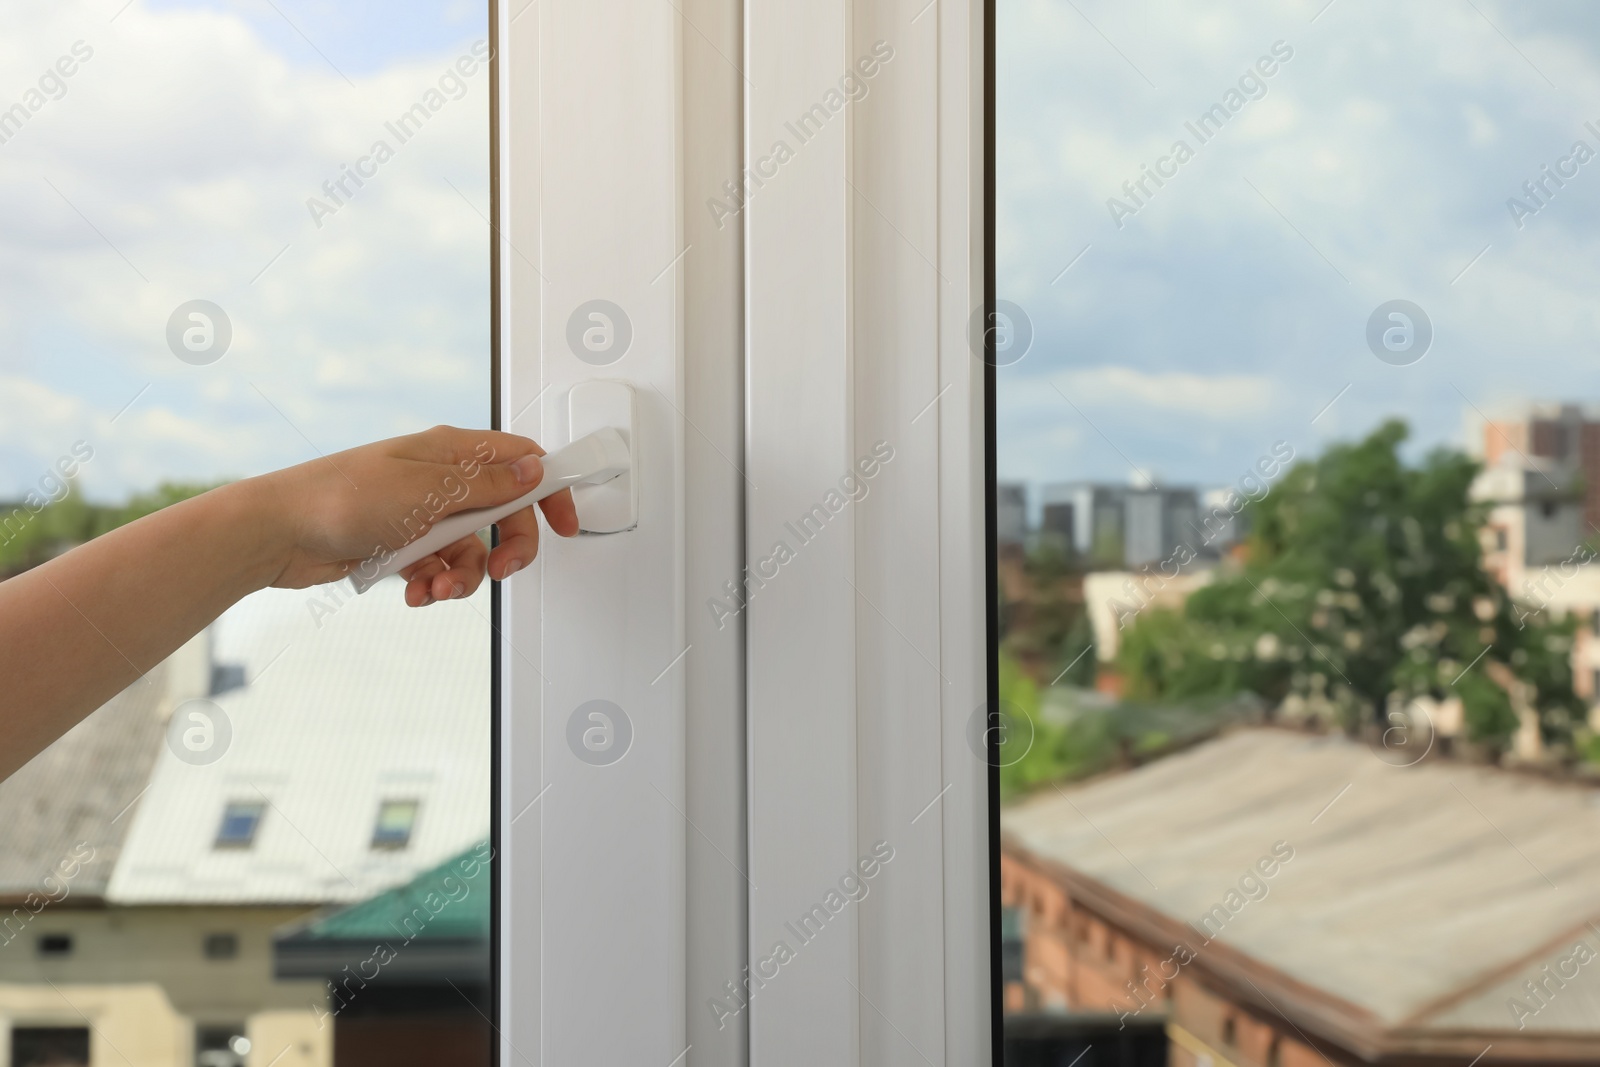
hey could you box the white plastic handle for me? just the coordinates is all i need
[349,427,631,594]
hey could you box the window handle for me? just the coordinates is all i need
[349,427,632,594]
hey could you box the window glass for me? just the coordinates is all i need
[371,799,420,849]
[215,801,266,849]
[998,2,1600,1064]
[0,2,493,1061]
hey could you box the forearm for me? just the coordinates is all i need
[0,479,283,779]
[0,424,573,783]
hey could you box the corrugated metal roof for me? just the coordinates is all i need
[107,579,491,905]
[1003,729,1600,1033]
[0,666,169,897]
[284,842,489,944]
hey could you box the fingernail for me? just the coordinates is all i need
[419,593,435,607]
[501,559,524,581]
[449,581,466,599]
[513,455,543,485]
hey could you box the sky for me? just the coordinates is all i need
[997,0,1600,499]
[10,0,1600,505]
[0,0,489,501]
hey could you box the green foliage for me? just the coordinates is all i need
[997,650,1114,799]
[0,482,220,573]
[1115,420,1584,751]
[1054,613,1096,688]
[1000,712,1118,801]
[995,648,1264,799]
[1003,537,1095,686]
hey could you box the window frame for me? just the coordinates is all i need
[212,801,265,850]
[492,0,993,1061]
[370,798,420,850]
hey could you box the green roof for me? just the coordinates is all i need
[287,842,490,945]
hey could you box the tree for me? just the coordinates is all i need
[1116,420,1583,751]
[1003,537,1095,687]
[0,482,220,574]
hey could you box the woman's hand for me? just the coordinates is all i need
[0,423,576,781]
[250,425,579,606]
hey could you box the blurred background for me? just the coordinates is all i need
[996,2,1600,1065]
[0,2,492,1065]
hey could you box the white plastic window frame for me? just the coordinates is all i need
[491,0,991,1061]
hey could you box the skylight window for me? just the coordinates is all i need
[371,800,419,850]
[214,801,265,849]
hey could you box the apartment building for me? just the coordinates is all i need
[1473,406,1600,717]
[999,483,1028,549]
[1040,482,1203,569]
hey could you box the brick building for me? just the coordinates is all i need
[1482,404,1600,535]
[1002,730,1600,1065]
[1473,406,1600,729]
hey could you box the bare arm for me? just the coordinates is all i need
[0,425,577,780]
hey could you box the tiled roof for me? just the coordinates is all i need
[107,578,491,905]
[273,841,490,983]
[0,632,209,898]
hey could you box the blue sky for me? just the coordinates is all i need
[9,0,1600,506]
[145,0,487,76]
[997,0,1600,497]
[0,0,489,501]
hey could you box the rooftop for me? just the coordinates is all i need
[107,578,491,906]
[0,631,208,899]
[274,841,489,983]
[1004,729,1600,1056]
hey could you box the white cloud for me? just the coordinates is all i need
[997,0,1600,490]
[1055,366,1275,416]
[0,2,491,500]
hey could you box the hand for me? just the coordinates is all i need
[249,425,579,606]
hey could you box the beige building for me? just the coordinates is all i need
[0,632,324,1067]
[1472,408,1600,748]
[0,580,491,1067]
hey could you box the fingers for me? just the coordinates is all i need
[403,425,547,468]
[538,488,581,537]
[396,425,581,540]
[396,506,551,605]
[426,451,582,541]
[489,505,542,581]
[399,553,450,606]
[399,534,488,605]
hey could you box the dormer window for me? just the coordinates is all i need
[371,800,419,850]
[214,801,265,849]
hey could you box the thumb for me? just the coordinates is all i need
[446,452,546,515]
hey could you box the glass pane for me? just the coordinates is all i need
[997,3,1600,1064]
[0,2,493,1064]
